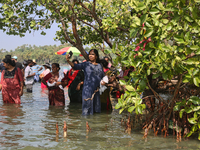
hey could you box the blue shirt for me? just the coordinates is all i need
[32,64,41,74]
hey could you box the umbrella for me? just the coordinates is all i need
[55,47,81,56]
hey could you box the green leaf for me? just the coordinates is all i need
[125,85,135,91]
[193,77,199,87]
[162,19,169,24]
[174,36,185,44]
[186,131,193,137]
[166,23,172,30]
[179,109,185,118]
[190,45,199,50]
[162,73,168,80]
[147,69,151,75]
[134,17,141,26]
[152,73,160,79]
[141,14,147,24]
[188,118,197,124]
[198,121,200,129]
[145,22,152,28]
[189,96,200,105]
[144,28,153,37]
[149,8,160,14]
[137,2,146,10]
[128,106,135,113]
[173,105,180,111]
[139,79,146,89]
[198,133,200,140]
[185,107,193,113]
[184,15,194,22]
[41,31,46,35]
[119,80,126,85]
[119,108,125,114]
[115,103,122,109]
[130,28,139,38]
[191,125,198,132]
[158,1,165,10]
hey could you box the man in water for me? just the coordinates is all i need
[32,59,43,82]
[25,60,35,92]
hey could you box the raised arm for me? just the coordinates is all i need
[66,54,74,68]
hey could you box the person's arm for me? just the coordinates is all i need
[25,67,35,78]
[0,71,3,91]
[66,54,75,67]
[38,66,43,72]
[17,68,24,96]
[26,73,35,78]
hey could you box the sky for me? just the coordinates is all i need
[0,23,61,51]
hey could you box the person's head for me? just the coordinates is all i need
[23,60,28,67]
[5,55,11,59]
[72,59,79,64]
[43,63,51,70]
[100,59,108,69]
[51,63,60,73]
[27,59,34,67]
[104,56,109,62]
[3,58,16,69]
[12,56,18,62]
[89,49,100,63]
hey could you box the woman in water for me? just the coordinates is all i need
[66,49,104,115]
[39,63,51,88]
[66,59,84,103]
[42,63,66,106]
[0,58,24,104]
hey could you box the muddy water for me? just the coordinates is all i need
[0,83,200,150]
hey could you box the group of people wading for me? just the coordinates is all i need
[0,49,123,115]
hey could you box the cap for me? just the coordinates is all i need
[33,59,36,63]
[12,56,17,59]
[43,63,51,69]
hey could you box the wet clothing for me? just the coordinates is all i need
[40,69,50,88]
[66,69,84,103]
[0,67,23,104]
[73,61,104,115]
[43,72,65,106]
[32,64,41,82]
[25,66,34,92]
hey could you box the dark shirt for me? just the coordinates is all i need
[15,62,23,70]
[0,63,5,72]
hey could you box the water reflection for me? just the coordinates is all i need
[0,104,25,147]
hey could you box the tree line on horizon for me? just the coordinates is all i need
[0,44,111,64]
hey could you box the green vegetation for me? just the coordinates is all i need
[1,0,200,140]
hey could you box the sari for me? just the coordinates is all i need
[43,71,65,106]
[1,68,23,104]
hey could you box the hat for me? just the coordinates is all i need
[12,56,17,60]
[23,60,28,65]
[33,59,36,63]
[43,63,51,69]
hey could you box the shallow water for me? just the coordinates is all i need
[0,83,200,150]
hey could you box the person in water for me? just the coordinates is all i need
[24,60,35,93]
[66,59,84,103]
[39,63,51,88]
[66,49,104,115]
[42,63,66,106]
[0,58,24,104]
